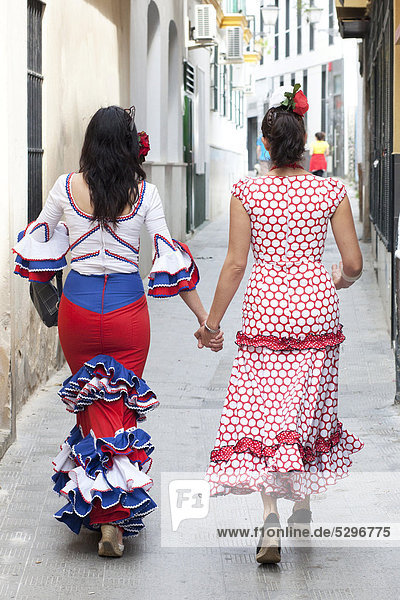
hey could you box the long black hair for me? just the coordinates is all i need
[79,106,146,226]
[261,107,306,167]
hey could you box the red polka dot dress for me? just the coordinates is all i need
[206,174,364,500]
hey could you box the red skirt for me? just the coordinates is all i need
[52,270,157,536]
[309,153,327,172]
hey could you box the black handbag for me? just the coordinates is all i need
[29,271,63,327]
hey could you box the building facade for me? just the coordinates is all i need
[335,0,400,399]
[246,0,361,180]
[0,0,253,457]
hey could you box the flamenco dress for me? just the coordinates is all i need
[13,173,199,537]
[206,174,364,500]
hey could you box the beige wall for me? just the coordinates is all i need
[43,0,130,189]
[4,0,131,449]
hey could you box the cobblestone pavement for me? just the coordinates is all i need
[1,184,400,599]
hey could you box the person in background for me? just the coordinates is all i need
[256,134,271,175]
[309,131,329,177]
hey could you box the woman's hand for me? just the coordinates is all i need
[194,325,224,352]
[332,261,353,290]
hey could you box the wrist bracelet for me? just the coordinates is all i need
[204,322,220,334]
[340,265,362,283]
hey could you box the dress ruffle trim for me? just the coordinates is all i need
[13,222,69,282]
[148,235,199,298]
[207,423,364,500]
[52,425,156,537]
[236,324,345,350]
[210,424,343,464]
[58,354,158,421]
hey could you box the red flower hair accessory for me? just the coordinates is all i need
[269,83,309,117]
[138,131,150,159]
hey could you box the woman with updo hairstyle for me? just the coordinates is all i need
[198,84,364,564]
[13,105,222,557]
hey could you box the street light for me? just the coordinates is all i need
[261,1,279,27]
[306,6,323,25]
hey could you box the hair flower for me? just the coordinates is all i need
[269,83,309,116]
[138,131,150,159]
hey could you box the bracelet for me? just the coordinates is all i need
[340,265,362,283]
[204,322,220,334]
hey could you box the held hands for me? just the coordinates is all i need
[194,320,224,352]
[331,260,353,290]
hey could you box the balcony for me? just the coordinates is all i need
[335,0,370,38]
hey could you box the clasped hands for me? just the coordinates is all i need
[194,320,224,352]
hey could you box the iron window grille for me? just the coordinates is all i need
[27,0,45,223]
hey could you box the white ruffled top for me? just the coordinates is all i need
[13,173,190,280]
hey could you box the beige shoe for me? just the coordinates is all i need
[98,524,124,558]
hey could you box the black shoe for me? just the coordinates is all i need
[256,512,281,564]
[287,508,312,537]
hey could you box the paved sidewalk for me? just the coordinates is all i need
[1,184,400,599]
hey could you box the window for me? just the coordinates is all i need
[280,75,284,86]
[274,0,279,61]
[309,23,315,51]
[321,65,327,131]
[219,64,227,116]
[27,0,44,222]
[303,69,308,125]
[229,65,233,121]
[329,0,334,45]
[210,46,218,111]
[309,0,315,51]
[303,69,308,97]
[291,73,295,87]
[285,0,290,57]
[259,6,264,66]
[297,5,302,55]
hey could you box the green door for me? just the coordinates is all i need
[183,95,194,233]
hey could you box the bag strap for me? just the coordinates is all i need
[55,271,63,298]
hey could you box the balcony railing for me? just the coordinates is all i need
[224,0,246,14]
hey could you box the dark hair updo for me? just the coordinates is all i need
[261,107,306,167]
[79,105,146,227]
[315,131,326,141]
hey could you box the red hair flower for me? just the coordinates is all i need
[293,90,309,116]
[138,131,150,159]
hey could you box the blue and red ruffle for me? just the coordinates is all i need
[52,424,156,537]
[148,235,199,298]
[13,222,69,282]
[58,354,158,421]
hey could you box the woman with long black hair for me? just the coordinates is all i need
[13,106,222,557]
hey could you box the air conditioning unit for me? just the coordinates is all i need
[226,26,243,61]
[195,5,217,41]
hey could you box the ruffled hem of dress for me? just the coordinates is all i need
[52,424,156,537]
[206,423,364,500]
[148,236,199,298]
[13,222,69,282]
[236,324,345,350]
[58,354,158,421]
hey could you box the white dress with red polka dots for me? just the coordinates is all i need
[206,174,364,500]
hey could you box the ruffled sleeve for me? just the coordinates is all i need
[143,184,199,298]
[148,235,199,298]
[13,175,70,282]
[13,222,69,282]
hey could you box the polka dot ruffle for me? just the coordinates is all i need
[236,324,345,350]
[210,422,343,464]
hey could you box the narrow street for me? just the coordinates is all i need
[1,186,399,599]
